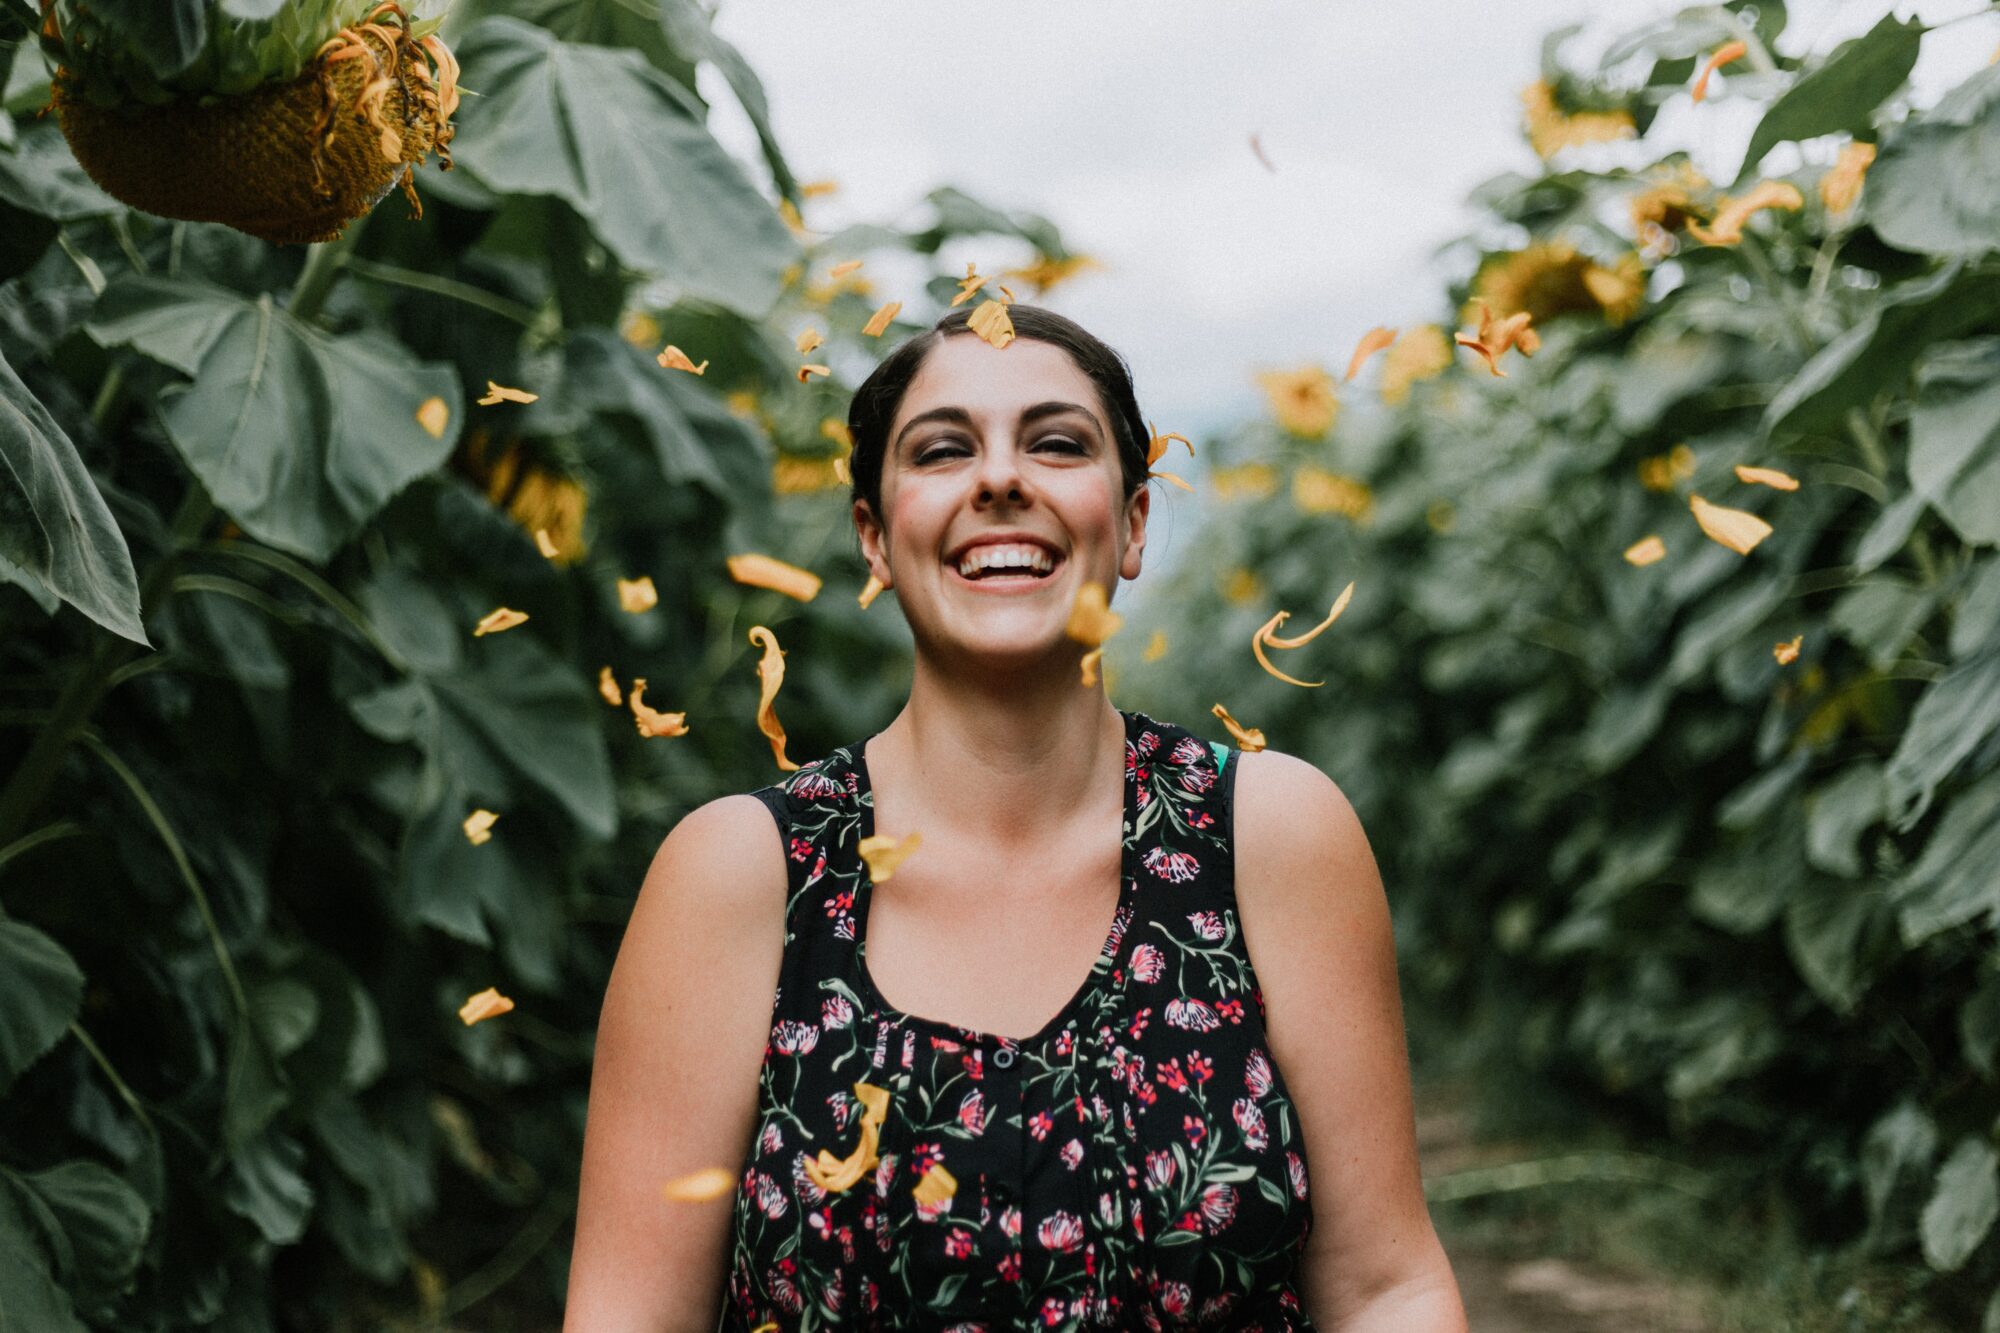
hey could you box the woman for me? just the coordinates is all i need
[566,305,1467,1331]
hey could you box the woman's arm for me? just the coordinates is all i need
[1234,751,1469,1333]
[565,795,789,1333]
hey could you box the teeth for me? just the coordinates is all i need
[955,544,1056,579]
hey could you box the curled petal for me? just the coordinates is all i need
[797,363,832,383]
[628,679,689,738]
[1146,420,1195,469]
[534,528,559,559]
[1820,140,1876,215]
[747,626,801,771]
[1262,582,1354,649]
[656,345,709,375]
[478,380,538,405]
[1211,703,1267,753]
[1080,646,1104,687]
[1691,39,1747,103]
[1344,326,1397,382]
[1149,470,1194,492]
[1252,612,1321,688]
[795,328,825,356]
[967,299,1015,349]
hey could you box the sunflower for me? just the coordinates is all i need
[1377,324,1452,406]
[1520,80,1636,159]
[1467,239,1646,330]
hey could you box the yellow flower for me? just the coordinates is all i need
[503,470,588,566]
[1820,141,1876,216]
[620,310,662,348]
[1468,240,1645,330]
[1291,466,1374,523]
[1255,365,1338,438]
[726,389,762,420]
[1378,325,1452,406]
[1629,160,1712,253]
[1143,629,1168,662]
[1520,80,1635,159]
[1210,462,1279,501]
[772,455,848,495]
[1222,567,1265,606]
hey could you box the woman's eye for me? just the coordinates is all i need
[918,438,1082,463]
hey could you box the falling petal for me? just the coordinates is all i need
[802,180,840,199]
[1065,581,1123,648]
[834,455,852,485]
[1344,327,1397,382]
[912,1163,958,1207]
[656,345,710,375]
[1685,180,1804,246]
[797,363,832,383]
[1691,39,1747,103]
[859,830,922,884]
[618,576,659,613]
[534,528,560,559]
[1146,421,1195,469]
[1735,464,1799,491]
[473,607,529,636]
[416,396,450,439]
[949,263,987,308]
[828,258,863,278]
[748,626,801,772]
[457,986,514,1026]
[823,419,854,448]
[729,553,823,602]
[1143,630,1168,662]
[858,574,885,609]
[1638,443,1698,491]
[1263,582,1354,648]
[967,299,1015,349]
[1774,635,1803,665]
[1212,703,1267,753]
[1690,493,1773,555]
[1080,646,1104,687]
[1248,130,1276,173]
[598,665,624,707]
[1819,140,1876,215]
[477,380,538,406]
[1624,535,1668,566]
[1150,471,1195,492]
[796,328,825,356]
[863,301,902,337]
[462,808,498,845]
[1455,301,1539,378]
[805,1081,890,1192]
[628,679,689,738]
[661,1167,735,1203]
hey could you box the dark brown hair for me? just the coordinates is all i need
[846,304,1152,535]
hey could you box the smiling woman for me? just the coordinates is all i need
[566,306,1467,1331]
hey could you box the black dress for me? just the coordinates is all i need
[721,708,1318,1330]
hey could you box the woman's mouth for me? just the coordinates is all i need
[945,553,1064,592]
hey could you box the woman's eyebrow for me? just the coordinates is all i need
[894,401,1101,453]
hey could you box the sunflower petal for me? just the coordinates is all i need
[462,808,498,844]
[858,831,922,884]
[1344,326,1397,382]
[1252,611,1322,688]
[628,679,689,738]
[967,299,1015,349]
[1064,581,1123,648]
[618,575,659,613]
[1734,464,1799,491]
[661,1167,735,1203]
[747,625,801,771]
[656,345,710,375]
[1211,702,1267,753]
[1262,582,1354,648]
[796,328,825,356]
[863,301,902,337]
[1623,534,1667,566]
[797,363,832,383]
[473,607,528,636]
[1689,493,1773,554]
[729,554,823,602]
[457,986,514,1026]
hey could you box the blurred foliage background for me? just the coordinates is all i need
[2,0,2000,1327]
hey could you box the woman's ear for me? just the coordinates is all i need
[1120,484,1149,581]
[854,500,893,588]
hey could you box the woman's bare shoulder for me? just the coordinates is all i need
[639,792,790,920]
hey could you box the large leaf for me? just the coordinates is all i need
[1736,14,1925,184]
[1922,1138,2000,1273]
[0,348,148,645]
[0,1185,82,1333]
[657,0,802,201]
[90,279,462,562]
[449,17,800,316]
[1909,340,2000,547]
[8,1162,150,1316]
[1892,766,2000,943]
[1884,650,2000,832]
[1867,63,2000,258]
[0,921,83,1096]
[223,1129,314,1247]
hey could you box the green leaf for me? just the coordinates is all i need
[1955,555,2000,661]
[656,0,802,202]
[1892,767,2000,943]
[1867,63,2000,258]
[1962,975,2000,1080]
[250,977,319,1059]
[85,275,243,377]
[1921,1137,1999,1272]
[1784,875,1888,1013]
[1806,761,1884,878]
[1862,1102,1938,1241]
[1829,578,1939,671]
[1910,340,2000,548]
[0,920,83,1095]
[0,348,148,646]
[223,1129,315,1247]
[0,1184,82,1332]
[1884,650,2000,831]
[1736,14,1925,185]
[449,17,801,316]
[221,1018,290,1152]
[9,1161,150,1314]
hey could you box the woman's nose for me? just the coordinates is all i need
[974,439,1027,501]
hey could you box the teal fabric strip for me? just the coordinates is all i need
[1209,739,1230,771]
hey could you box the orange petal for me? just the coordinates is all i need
[1455,331,1504,377]
[1211,703,1267,753]
[863,301,902,337]
[477,380,538,406]
[1149,471,1194,493]
[747,625,801,772]
[858,830,921,884]
[1252,611,1322,689]
[1344,326,1397,382]
[661,1167,735,1203]
[656,345,710,375]
[796,328,825,356]
[1689,493,1773,555]
[457,986,514,1026]
[534,528,560,559]
[949,262,987,308]
[797,363,832,383]
[628,679,689,738]
[1734,464,1799,491]
[462,808,498,845]
[416,396,450,439]
[1774,634,1802,665]
[912,1163,958,1207]
[1685,180,1803,246]
[1819,140,1876,214]
[617,576,659,613]
[1064,581,1123,648]
[827,257,863,276]
[804,1082,890,1192]
[598,665,624,707]
[857,573,885,609]
[1143,629,1168,662]
[1623,534,1667,566]
[834,455,852,485]
[966,299,1015,349]
[822,419,854,448]
[1262,582,1354,649]
[473,607,528,636]
[729,553,823,602]
[1691,39,1747,103]
[1080,646,1104,687]
[1146,420,1195,469]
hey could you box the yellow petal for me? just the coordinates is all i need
[1819,140,1876,215]
[1143,629,1168,662]
[462,808,498,845]
[661,1167,735,1203]
[858,830,921,884]
[1690,493,1773,555]
[1686,180,1804,246]
[966,298,1015,349]
[912,1163,958,1208]
[416,396,450,439]
[797,363,832,383]
[853,1081,891,1122]
[863,301,902,337]
[473,607,528,636]
[822,418,854,448]
[1624,534,1668,566]
[598,665,624,707]
[1211,703,1267,753]
[1774,634,1802,665]
[801,180,840,199]
[621,311,662,348]
[834,454,853,485]
[803,1082,891,1193]
[457,986,514,1026]
[1146,420,1195,469]
[1344,326,1397,382]
[858,573,885,609]
[949,262,987,307]
[628,679,690,738]
[747,626,801,772]
[796,328,825,356]
[828,258,863,277]
[477,380,539,406]
[1379,324,1452,405]
[1149,471,1195,493]
[534,528,560,559]
[618,575,659,613]
[1734,464,1799,491]
[1064,581,1123,648]
[1079,646,1104,687]
[729,553,823,602]
[1262,582,1354,648]
[1691,39,1747,103]
[656,345,710,375]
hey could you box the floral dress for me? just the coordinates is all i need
[722,709,1317,1331]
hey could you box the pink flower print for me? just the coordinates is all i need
[1232,1098,1269,1151]
[1125,741,1139,779]
[1136,784,1151,810]
[1216,998,1245,1025]
[1199,1183,1238,1232]
[958,1089,987,1136]
[1143,846,1198,883]
[1184,1115,1206,1148]
[945,1230,973,1260]
[873,1152,898,1198]
[1028,1109,1054,1141]
[753,1171,787,1219]
[788,835,814,861]
[1144,1150,1176,1191]
[1138,728,1161,756]
[1179,764,1216,795]
[770,1270,804,1313]
[1128,1006,1152,1040]
[821,996,854,1030]
[1055,1027,1074,1056]
[1037,1211,1085,1253]
[1188,810,1215,830]
[1186,910,1225,941]
[824,889,854,919]
[830,1089,857,1129]
[1000,1205,1022,1240]
[915,1185,952,1224]
[1288,1150,1310,1200]
[1130,943,1166,983]
[1097,1191,1120,1228]
[1171,737,1207,766]
[1245,1049,1274,1098]
[1060,1139,1084,1170]
[808,1208,831,1239]
[1103,904,1132,956]
[910,1141,943,1174]
[1091,1092,1110,1123]
[1164,997,1220,1033]
[793,1152,829,1204]
[793,771,843,802]
[1186,1051,1214,1084]
[804,850,828,888]
[962,1051,983,1081]
[772,1020,819,1055]
[1040,1297,1067,1326]
[1157,1281,1191,1316]
[759,1121,783,1154]
[997,1252,1022,1283]
[1156,1057,1188,1093]
[901,1029,917,1069]
[845,771,859,795]
[1132,1204,1147,1243]
[1199,1293,1241,1323]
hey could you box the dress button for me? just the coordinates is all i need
[992,1046,1016,1069]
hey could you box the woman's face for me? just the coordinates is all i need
[856,334,1148,672]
